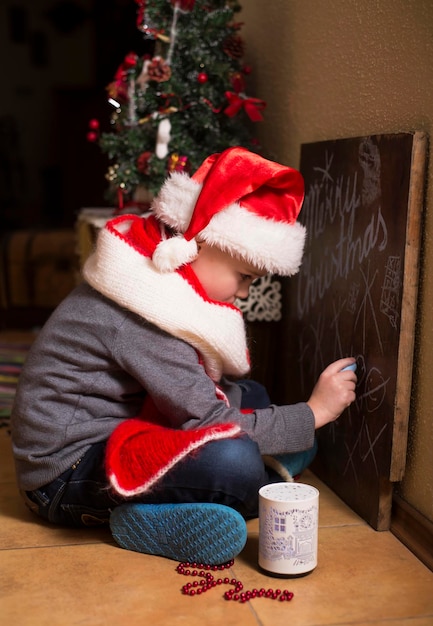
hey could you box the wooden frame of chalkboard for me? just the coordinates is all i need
[289,132,427,530]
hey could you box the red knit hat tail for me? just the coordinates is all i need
[106,419,241,498]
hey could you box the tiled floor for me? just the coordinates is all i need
[1,334,433,625]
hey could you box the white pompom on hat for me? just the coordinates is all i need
[151,146,306,276]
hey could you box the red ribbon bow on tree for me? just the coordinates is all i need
[170,0,196,10]
[224,92,266,122]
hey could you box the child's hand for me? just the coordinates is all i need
[306,358,357,429]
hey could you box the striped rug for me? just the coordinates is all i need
[0,343,30,428]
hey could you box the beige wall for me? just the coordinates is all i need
[241,0,433,522]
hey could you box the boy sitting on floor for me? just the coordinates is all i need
[11,146,356,565]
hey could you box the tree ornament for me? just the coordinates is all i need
[88,118,100,130]
[137,151,152,174]
[230,72,245,93]
[168,153,189,172]
[135,1,148,33]
[147,56,172,82]
[135,0,146,28]
[170,0,196,10]
[86,131,98,143]
[223,34,244,59]
[197,71,208,84]
[106,52,139,105]
[155,118,171,159]
[123,52,139,69]
[224,92,266,122]
[86,118,100,143]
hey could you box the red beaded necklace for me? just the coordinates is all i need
[176,560,294,603]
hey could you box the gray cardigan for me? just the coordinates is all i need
[11,282,315,490]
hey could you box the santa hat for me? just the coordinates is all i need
[151,146,306,276]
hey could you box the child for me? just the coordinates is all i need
[11,146,356,565]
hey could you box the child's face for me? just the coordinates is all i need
[190,242,266,303]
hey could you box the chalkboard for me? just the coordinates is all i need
[288,132,427,530]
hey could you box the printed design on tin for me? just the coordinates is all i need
[260,505,318,564]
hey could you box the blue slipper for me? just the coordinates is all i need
[109,502,247,565]
[263,439,319,481]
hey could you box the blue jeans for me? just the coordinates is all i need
[23,381,316,527]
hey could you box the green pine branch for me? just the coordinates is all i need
[98,0,263,205]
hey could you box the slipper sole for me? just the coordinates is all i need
[110,502,247,565]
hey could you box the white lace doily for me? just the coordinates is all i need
[237,275,282,322]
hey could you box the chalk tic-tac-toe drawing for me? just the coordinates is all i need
[380,256,402,329]
[346,281,360,315]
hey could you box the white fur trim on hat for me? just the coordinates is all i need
[152,236,198,272]
[152,172,201,232]
[200,203,306,276]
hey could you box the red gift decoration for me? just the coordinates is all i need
[224,92,266,122]
[123,52,138,70]
[137,151,152,174]
[170,0,196,10]
[230,72,245,94]
[168,153,190,173]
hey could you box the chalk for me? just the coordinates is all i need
[341,363,357,372]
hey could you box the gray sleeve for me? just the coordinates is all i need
[112,315,316,455]
[12,280,315,489]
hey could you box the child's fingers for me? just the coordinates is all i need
[332,357,356,372]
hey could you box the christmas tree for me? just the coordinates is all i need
[88,0,266,208]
